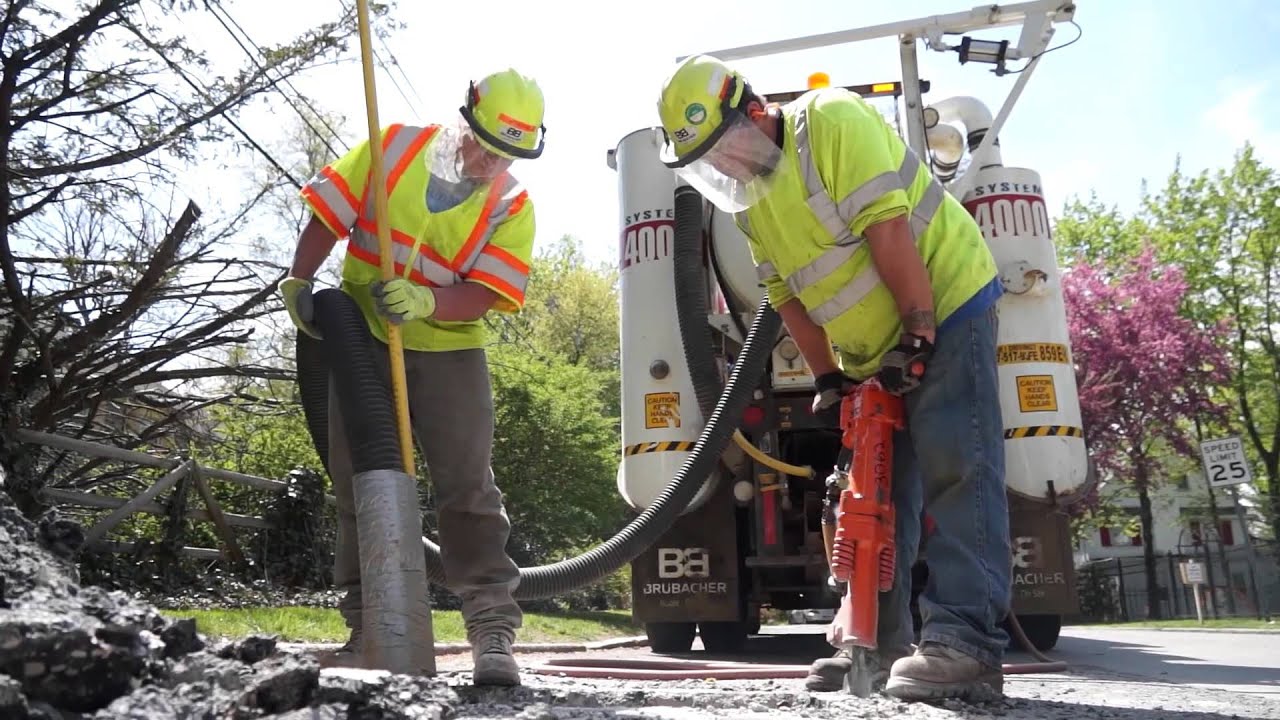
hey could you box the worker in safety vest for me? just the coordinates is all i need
[277,68,545,686]
[656,56,1011,702]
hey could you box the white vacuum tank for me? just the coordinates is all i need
[960,164,1089,502]
[609,127,716,513]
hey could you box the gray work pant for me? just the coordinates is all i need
[327,342,522,640]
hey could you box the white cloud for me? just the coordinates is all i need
[1201,80,1280,164]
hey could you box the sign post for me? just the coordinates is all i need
[1198,436,1269,620]
[1178,560,1206,623]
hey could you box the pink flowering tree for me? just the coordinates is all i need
[1062,245,1233,618]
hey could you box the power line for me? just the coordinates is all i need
[203,0,350,156]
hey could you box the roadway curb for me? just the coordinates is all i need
[281,635,650,657]
[1070,626,1279,634]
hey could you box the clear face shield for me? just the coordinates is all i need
[426,115,514,187]
[669,113,783,214]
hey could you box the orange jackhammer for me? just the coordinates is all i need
[821,378,905,697]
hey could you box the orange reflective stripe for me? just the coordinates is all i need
[468,267,524,305]
[470,249,529,300]
[479,243,529,275]
[387,125,438,192]
[347,241,434,287]
[498,113,536,132]
[452,176,508,272]
[302,184,350,238]
[507,189,528,217]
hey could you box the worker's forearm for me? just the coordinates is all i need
[864,214,936,342]
[429,282,500,322]
[289,215,340,280]
[777,298,839,377]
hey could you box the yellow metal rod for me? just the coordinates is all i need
[355,0,414,475]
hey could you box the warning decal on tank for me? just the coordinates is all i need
[645,392,681,429]
[1003,425,1083,439]
[1016,375,1058,412]
[625,440,697,456]
[998,342,1069,365]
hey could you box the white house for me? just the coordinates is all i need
[1073,469,1277,620]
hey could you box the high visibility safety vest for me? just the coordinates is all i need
[737,89,997,380]
[300,123,534,352]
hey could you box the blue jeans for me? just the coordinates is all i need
[877,302,1011,668]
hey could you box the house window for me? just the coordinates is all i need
[1219,520,1235,546]
[1100,525,1142,547]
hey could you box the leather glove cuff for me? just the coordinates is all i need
[815,371,847,394]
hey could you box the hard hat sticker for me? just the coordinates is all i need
[672,125,699,145]
[685,103,707,124]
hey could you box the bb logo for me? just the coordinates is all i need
[657,547,710,579]
[502,126,524,140]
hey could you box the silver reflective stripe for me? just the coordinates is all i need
[777,105,950,325]
[383,125,427,180]
[351,227,459,286]
[808,263,883,326]
[756,261,777,281]
[783,241,858,297]
[306,172,358,230]
[471,251,529,294]
[793,109,855,244]
[457,175,526,274]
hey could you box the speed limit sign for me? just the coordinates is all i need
[1199,436,1253,488]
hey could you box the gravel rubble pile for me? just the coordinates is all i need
[4,469,1278,720]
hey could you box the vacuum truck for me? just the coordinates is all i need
[605,1,1093,655]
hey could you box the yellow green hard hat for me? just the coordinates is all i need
[460,68,546,160]
[656,54,750,169]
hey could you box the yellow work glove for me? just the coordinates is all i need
[278,276,320,339]
[371,278,437,324]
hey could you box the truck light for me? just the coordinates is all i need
[807,72,830,89]
[743,405,765,427]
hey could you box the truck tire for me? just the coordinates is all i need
[646,622,696,653]
[1010,613,1061,652]
[698,620,748,654]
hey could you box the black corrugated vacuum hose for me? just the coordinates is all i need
[296,285,780,600]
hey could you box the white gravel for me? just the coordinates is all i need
[406,641,1280,720]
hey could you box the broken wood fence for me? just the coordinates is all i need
[13,428,335,565]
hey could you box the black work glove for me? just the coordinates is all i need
[877,333,933,395]
[811,371,852,425]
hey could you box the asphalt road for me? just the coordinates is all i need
[319,624,1280,719]
[1051,626,1279,697]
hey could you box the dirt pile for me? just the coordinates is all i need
[0,472,458,719]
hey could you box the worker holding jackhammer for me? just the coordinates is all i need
[656,57,1011,702]
[277,69,546,686]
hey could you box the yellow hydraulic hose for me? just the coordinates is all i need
[732,429,813,478]
[354,0,414,474]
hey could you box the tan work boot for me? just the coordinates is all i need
[805,644,914,692]
[884,642,1003,702]
[471,628,520,686]
[316,628,364,669]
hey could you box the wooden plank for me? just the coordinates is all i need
[42,488,272,529]
[19,428,336,504]
[83,460,192,544]
[94,541,223,561]
[190,465,246,565]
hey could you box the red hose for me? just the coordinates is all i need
[527,613,1068,681]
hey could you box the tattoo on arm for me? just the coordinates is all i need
[903,308,936,335]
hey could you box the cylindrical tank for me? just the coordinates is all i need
[708,208,763,313]
[960,165,1088,502]
[611,127,715,513]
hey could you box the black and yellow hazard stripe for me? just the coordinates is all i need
[624,440,697,456]
[1004,425,1083,439]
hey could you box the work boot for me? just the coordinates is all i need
[884,642,1003,702]
[470,627,520,686]
[805,644,914,692]
[316,628,364,669]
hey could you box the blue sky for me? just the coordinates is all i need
[165,0,1280,270]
